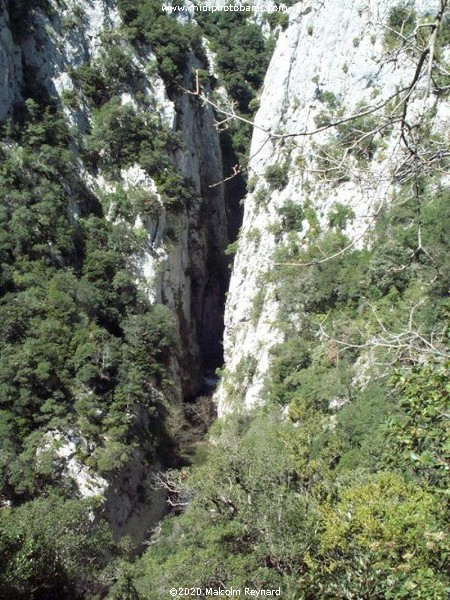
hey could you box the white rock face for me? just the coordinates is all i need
[5,0,228,396]
[0,0,22,120]
[217,0,446,413]
[0,0,229,538]
[40,430,167,543]
[160,84,229,392]
[41,431,108,498]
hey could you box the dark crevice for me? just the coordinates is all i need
[187,131,245,401]
[221,130,246,242]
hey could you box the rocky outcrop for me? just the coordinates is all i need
[161,77,229,395]
[0,0,22,120]
[2,0,229,400]
[217,0,447,413]
[0,0,231,540]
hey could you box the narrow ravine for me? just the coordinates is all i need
[121,126,247,554]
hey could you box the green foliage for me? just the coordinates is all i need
[253,186,270,209]
[0,86,185,598]
[133,414,312,598]
[328,202,355,230]
[0,100,180,498]
[314,139,350,183]
[278,198,304,231]
[85,97,193,209]
[156,172,198,212]
[222,175,450,596]
[384,5,417,51]
[331,383,395,472]
[3,5,450,599]
[103,187,160,222]
[225,240,239,256]
[229,120,253,162]
[0,495,118,599]
[264,190,448,475]
[247,176,258,192]
[335,104,382,161]
[70,46,138,107]
[118,0,199,93]
[266,334,353,415]
[371,185,450,297]
[265,163,289,190]
[273,230,366,316]
[265,11,289,31]
[87,98,168,173]
[196,11,270,113]
[314,472,449,599]
[385,362,450,491]
[60,88,79,109]
[250,289,265,323]
[320,90,340,110]
[132,408,450,599]
[314,99,386,180]
[195,9,273,159]
[69,63,109,107]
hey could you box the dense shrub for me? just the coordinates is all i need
[0,496,118,599]
[279,198,304,231]
[384,5,417,51]
[118,0,199,93]
[265,163,289,190]
[196,11,270,114]
[0,100,180,500]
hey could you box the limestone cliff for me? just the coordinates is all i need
[217,0,448,413]
[0,0,231,540]
[0,1,22,120]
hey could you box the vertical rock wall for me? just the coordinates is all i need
[0,0,231,539]
[0,0,22,120]
[217,0,446,413]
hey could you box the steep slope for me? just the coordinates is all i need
[130,3,449,597]
[0,0,22,120]
[217,0,449,412]
[1,1,449,597]
[0,0,233,545]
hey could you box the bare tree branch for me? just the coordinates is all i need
[315,305,449,366]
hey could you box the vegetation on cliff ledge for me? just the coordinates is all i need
[0,1,449,599]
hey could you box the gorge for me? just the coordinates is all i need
[0,0,449,598]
